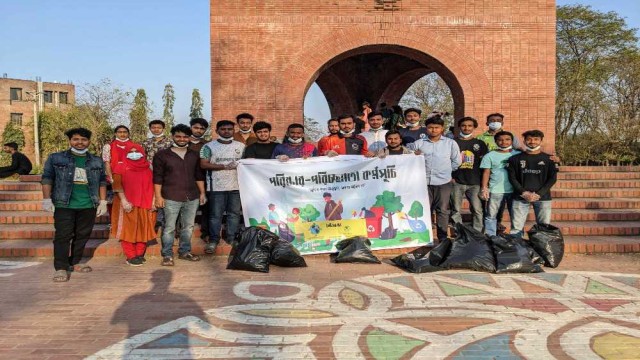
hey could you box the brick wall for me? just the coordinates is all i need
[211,0,556,150]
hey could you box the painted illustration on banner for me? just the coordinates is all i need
[237,155,432,255]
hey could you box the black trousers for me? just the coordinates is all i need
[53,207,97,270]
[428,182,453,241]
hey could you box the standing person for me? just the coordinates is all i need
[379,102,393,123]
[410,115,461,243]
[153,124,206,266]
[323,192,343,220]
[450,117,489,233]
[272,123,318,160]
[111,143,157,266]
[324,115,372,157]
[41,128,108,282]
[479,131,520,236]
[242,121,279,159]
[507,130,558,238]
[233,113,258,146]
[376,130,414,157]
[142,120,173,163]
[187,117,210,241]
[0,142,32,178]
[386,105,404,131]
[360,111,388,153]
[317,119,340,156]
[103,125,133,183]
[200,120,245,254]
[477,113,523,151]
[398,108,427,144]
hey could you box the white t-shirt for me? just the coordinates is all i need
[200,140,245,192]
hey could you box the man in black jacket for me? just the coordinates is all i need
[0,142,32,178]
[506,130,557,238]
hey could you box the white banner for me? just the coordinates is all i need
[237,155,433,255]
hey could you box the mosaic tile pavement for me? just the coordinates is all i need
[87,271,640,359]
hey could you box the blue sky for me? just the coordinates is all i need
[1,1,638,125]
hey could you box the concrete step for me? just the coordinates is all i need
[559,166,640,172]
[0,211,109,224]
[0,191,42,201]
[558,172,640,180]
[551,189,640,198]
[554,180,640,189]
[0,224,109,240]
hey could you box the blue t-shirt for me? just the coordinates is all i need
[479,150,520,193]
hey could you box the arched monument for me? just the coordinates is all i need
[210,0,556,146]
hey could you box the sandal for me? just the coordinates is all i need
[70,264,93,273]
[53,270,69,282]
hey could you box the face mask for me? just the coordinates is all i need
[526,145,541,152]
[218,136,233,142]
[406,121,420,128]
[115,137,130,142]
[191,134,203,139]
[126,152,144,160]
[152,133,165,138]
[70,148,88,155]
[339,129,355,136]
[459,132,473,139]
[288,137,303,144]
[239,129,252,134]
[370,126,383,132]
[498,145,513,151]
[488,122,502,131]
[172,142,188,148]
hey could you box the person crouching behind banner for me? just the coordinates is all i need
[376,130,414,157]
[111,143,157,266]
[272,123,318,161]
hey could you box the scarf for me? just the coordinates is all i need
[110,138,133,175]
[121,143,154,209]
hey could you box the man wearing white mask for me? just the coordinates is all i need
[324,115,374,157]
[398,107,428,145]
[360,111,388,153]
[142,120,173,164]
[477,113,523,151]
[41,128,108,282]
[200,120,245,254]
[233,113,258,146]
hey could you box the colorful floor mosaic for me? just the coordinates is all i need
[87,271,640,359]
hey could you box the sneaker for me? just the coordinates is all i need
[126,257,144,267]
[136,256,147,264]
[161,256,174,266]
[178,253,201,262]
[204,242,217,255]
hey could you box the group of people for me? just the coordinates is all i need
[39,107,557,282]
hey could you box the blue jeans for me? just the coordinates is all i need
[208,190,242,245]
[510,199,552,238]
[161,199,199,257]
[484,193,513,236]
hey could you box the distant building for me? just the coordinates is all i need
[0,76,75,162]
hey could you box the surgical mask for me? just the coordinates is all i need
[126,152,144,160]
[191,134,203,139]
[172,142,188,148]
[339,129,355,136]
[526,145,541,152]
[70,148,88,155]
[488,122,502,131]
[115,137,130,142]
[152,133,165,138]
[406,121,420,128]
[239,129,252,134]
[288,137,303,144]
[498,145,513,151]
[369,126,383,132]
[459,132,473,139]
[218,136,233,142]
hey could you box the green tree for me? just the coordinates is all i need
[399,73,454,127]
[129,89,150,142]
[0,121,25,166]
[77,78,131,126]
[189,88,204,119]
[407,201,423,220]
[299,204,321,222]
[162,83,175,132]
[303,115,326,142]
[373,190,403,233]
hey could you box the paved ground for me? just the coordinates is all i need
[1,253,640,359]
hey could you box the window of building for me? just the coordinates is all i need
[43,90,53,103]
[59,92,69,104]
[10,113,23,126]
[10,88,22,101]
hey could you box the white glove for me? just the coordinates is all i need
[96,200,109,217]
[42,199,55,213]
[121,200,133,213]
[276,155,289,162]
[326,150,339,157]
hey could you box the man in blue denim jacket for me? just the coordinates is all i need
[41,128,108,282]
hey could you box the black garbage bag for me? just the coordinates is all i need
[271,239,307,267]
[390,239,452,273]
[490,234,543,273]
[334,237,381,264]
[440,223,496,273]
[227,227,277,272]
[527,224,564,268]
